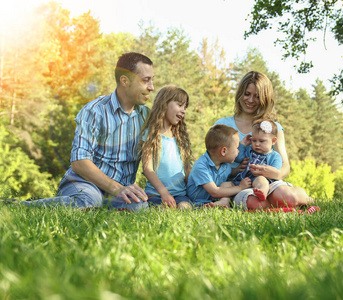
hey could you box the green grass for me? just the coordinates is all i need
[1,200,343,300]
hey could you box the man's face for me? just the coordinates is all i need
[126,62,154,106]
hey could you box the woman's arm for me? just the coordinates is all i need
[273,129,290,178]
[142,155,177,208]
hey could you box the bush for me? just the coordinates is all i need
[0,125,55,199]
[287,159,335,201]
[334,167,343,198]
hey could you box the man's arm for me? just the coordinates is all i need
[71,159,147,204]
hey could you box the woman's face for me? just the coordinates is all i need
[240,83,260,115]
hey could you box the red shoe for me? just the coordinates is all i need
[306,206,320,214]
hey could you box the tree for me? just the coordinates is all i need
[198,38,234,125]
[310,79,343,171]
[244,0,343,95]
[0,125,55,199]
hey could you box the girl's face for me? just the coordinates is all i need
[164,100,186,127]
[251,130,276,154]
[240,83,261,115]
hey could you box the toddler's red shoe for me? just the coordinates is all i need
[306,206,320,215]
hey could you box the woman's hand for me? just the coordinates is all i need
[241,134,252,146]
[249,164,282,180]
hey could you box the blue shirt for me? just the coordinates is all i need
[144,134,186,197]
[215,116,283,168]
[186,151,232,202]
[70,90,150,186]
[232,145,283,185]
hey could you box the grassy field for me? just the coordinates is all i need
[1,200,343,300]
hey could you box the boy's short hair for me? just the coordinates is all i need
[205,124,238,153]
[252,119,278,136]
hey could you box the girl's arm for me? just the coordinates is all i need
[249,130,290,180]
[184,163,192,185]
[142,155,177,208]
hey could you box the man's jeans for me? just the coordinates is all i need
[20,169,148,212]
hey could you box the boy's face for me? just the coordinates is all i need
[225,133,240,163]
[251,130,276,154]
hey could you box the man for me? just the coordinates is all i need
[21,52,154,211]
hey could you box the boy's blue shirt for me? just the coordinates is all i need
[186,151,232,202]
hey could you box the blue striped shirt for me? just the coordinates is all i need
[70,90,150,186]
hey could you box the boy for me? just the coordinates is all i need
[232,119,282,202]
[186,124,251,207]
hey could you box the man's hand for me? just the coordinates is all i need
[116,184,148,204]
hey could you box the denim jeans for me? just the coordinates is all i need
[20,169,148,212]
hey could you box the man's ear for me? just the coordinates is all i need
[120,75,130,87]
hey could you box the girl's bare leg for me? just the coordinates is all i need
[177,201,193,210]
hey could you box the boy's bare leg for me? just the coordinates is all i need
[252,176,269,201]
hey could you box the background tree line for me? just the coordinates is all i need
[0,2,342,200]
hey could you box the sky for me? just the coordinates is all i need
[1,0,342,101]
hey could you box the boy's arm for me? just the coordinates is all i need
[142,155,177,208]
[202,180,250,198]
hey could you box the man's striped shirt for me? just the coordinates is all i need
[70,90,150,187]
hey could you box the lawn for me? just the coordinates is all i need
[1,200,343,300]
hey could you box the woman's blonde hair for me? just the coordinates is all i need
[234,71,277,121]
[139,85,193,170]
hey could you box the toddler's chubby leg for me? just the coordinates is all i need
[252,176,269,201]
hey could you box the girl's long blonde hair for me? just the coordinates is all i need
[234,71,277,122]
[139,85,193,170]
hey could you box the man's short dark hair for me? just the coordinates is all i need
[115,52,153,84]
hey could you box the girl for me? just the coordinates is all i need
[139,85,193,209]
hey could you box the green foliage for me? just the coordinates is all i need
[245,0,343,94]
[287,159,335,201]
[0,203,342,299]
[0,125,56,199]
[334,167,343,198]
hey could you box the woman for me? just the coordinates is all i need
[215,71,315,210]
